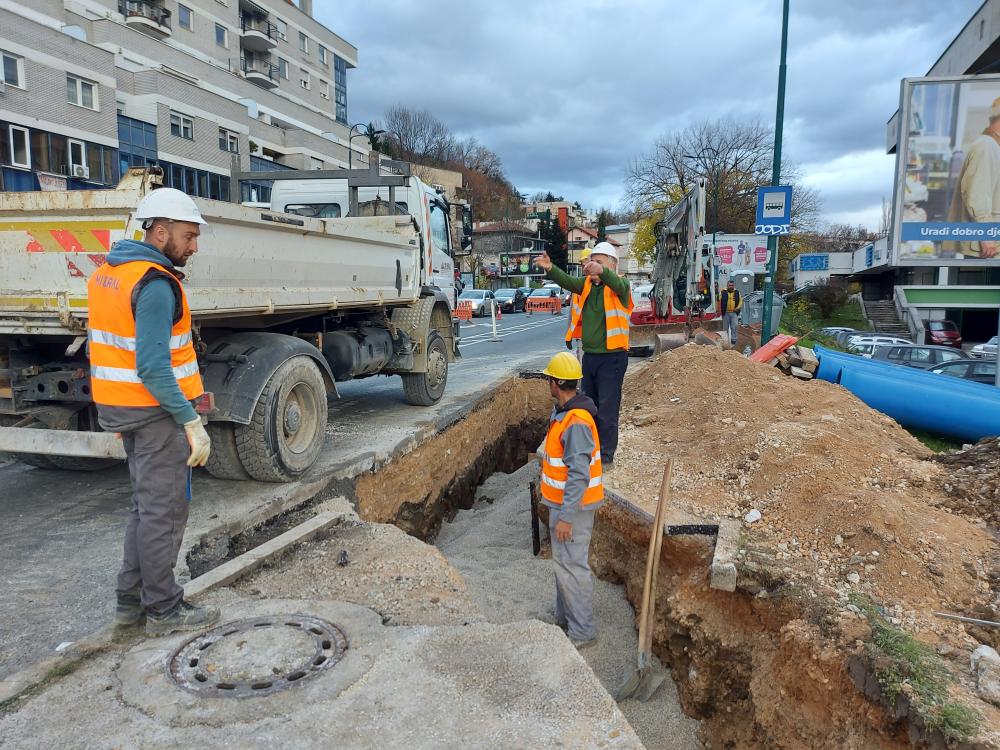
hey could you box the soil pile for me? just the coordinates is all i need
[611,344,995,640]
[934,437,1000,531]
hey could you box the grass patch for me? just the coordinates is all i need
[850,594,981,743]
[779,298,872,351]
[908,429,964,453]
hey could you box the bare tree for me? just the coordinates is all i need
[625,117,821,235]
[383,105,455,164]
[878,195,892,237]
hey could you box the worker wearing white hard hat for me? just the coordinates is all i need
[88,185,219,637]
[535,236,633,467]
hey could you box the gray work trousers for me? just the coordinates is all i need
[549,508,597,641]
[115,416,190,616]
[723,312,740,345]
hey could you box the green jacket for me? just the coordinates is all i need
[546,265,631,354]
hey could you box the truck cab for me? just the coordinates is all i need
[269,176,469,307]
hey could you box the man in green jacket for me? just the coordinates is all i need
[535,241,631,466]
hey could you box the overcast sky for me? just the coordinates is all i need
[319,1,981,230]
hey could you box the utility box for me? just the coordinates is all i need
[741,291,785,332]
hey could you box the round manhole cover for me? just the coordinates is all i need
[168,614,347,698]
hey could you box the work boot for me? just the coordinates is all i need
[570,636,598,651]
[146,600,220,637]
[114,596,144,627]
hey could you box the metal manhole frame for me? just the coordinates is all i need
[167,613,348,699]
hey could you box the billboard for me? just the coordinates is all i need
[892,75,1000,265]
[499,251,545,277]
[710,234,769,285]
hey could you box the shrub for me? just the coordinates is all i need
[805,279,848,318]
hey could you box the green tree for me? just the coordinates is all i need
[596,209,610,242]
[539,213,568,270]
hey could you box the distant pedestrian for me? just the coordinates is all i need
[535,241,632,467]
[88,188,219,637]
[719,280,743,345]
[537,352,604,649]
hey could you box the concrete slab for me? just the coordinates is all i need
[0,597,643,750]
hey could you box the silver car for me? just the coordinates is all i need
[970,336,998,359]
[457,289,496,317]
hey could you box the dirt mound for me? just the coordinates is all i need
[611,344,995,636]
[934,437,1000,531]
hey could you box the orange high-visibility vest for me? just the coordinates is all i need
[566,278,634,350]
[540,408,604,507]
[565,293,583,341]
[87,260,203,407]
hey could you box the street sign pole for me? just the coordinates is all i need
[761,0,790,343]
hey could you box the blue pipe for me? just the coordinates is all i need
[814,345,1000,442]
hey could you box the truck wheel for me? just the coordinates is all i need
[402,332,448,406]
[204,422,251,480]
[235,356,328,482]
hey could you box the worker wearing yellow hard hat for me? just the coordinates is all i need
[537,351,603,648]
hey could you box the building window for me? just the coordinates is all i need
[278,57,289,79]
[299,71,310,90]
[178,4,192,30]
[215,23,228,48]
[117,114,157,177]
[219,128,239,153]
[274,18,287,40]
[66,74,98,110]
[318,45,328,66]
[160,159,229,200]
[9,125,29,168]
[1,51,23,88]
[298,31,309,53]
[319,79,329,99]
[170,112,194,140]
[334,55,347,124]
[68,139,86,171]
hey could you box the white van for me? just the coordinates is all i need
[847,334,912,358]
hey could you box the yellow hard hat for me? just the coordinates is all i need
[542,351,583,381]
[580,247,592,261]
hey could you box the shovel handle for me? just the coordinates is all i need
[644,460,672,656]
[637,459,672,661]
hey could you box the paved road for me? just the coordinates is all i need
[0,309,569,679]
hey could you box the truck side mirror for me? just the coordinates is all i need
[461,205,473,252]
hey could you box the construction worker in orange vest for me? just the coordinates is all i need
[88,187,219,637]
[565,246,591,362]
[537,351,604,648]
[536,241,633,467]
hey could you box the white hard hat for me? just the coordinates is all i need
[135,188,207,225]
[591,241,618,260]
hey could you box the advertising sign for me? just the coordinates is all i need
[755,185,793,235]
[711,234,769,277]
[892,74,1000,265]
[500,252,545,278]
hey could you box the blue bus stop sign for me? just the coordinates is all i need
[755,185,793,235]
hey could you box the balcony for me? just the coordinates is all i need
[119,0,172,37]
[240,15,277,51]
[239,57,279,89]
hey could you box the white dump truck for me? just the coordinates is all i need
[0,160,470,481]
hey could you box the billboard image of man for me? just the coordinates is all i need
[944,95,1000,259]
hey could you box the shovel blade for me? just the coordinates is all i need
[634,670,667,702]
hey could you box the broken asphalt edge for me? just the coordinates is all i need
[0,368,538,712]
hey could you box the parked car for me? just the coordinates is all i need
[542,283,571,307]
[527,287,561,309]
[871,344,966,368]
[834,329,865,347]
[820,326,856,336]
[494,287,526,313]
[923,358,997,385]
[846,334,912,357]
[922,319,963,348]
[970,336,998,359]
[457,289,496,317]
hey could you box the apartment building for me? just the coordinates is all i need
[0,0,360,203]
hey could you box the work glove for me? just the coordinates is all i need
[183,417,211,467]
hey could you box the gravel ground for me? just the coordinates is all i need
[435,463,700,750]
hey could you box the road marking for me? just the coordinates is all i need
[460,317,566,347]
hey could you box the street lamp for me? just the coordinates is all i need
[348,123,385,171]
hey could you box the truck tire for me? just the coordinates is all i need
[234,355,328,482]
[402,332,448,406]
[204,422,251,481]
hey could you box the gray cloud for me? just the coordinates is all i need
[320,0,981,227]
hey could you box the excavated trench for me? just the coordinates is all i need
[193,374,952,749]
